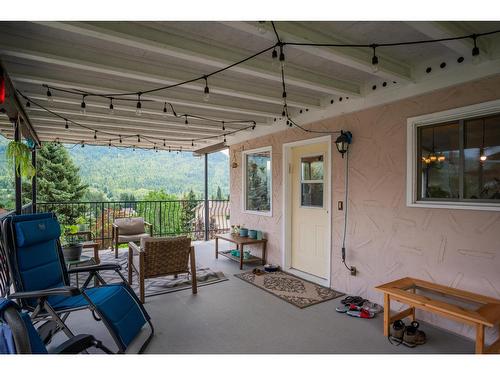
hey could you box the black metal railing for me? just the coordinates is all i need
[37,199,230,248]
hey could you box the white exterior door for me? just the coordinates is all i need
[290,141,330,280]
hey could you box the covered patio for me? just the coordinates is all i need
[1,16,500,359]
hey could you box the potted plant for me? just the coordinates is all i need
[60,224,83,262]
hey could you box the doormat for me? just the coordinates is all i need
[234,270,344,308]
[73,249,228,298]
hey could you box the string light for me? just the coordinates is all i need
[136,93,142,116]
[46,88,53,102]
[223,134,227,143]
[169,146,171,152]
[222,121,225,131]
[191,140,194,147]
[81,141,85,148]
[203,76,210,102]
[163,102,168,117]
[133,145,135,151]
[109,98,114,115]
[163,139,166,147]
[472,34,481,65]
[80,95,86,115]
[108,140,111,148]
[93,130,97,140]
[137,135,141,143]
[65,119,69,131]
[371,44,379,73]
[279,44,285,68]
[25,101,31,111]
[119,135,122,144]
[184,115,189,127]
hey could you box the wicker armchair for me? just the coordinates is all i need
[127,236,197,303]
[112,217,153,258]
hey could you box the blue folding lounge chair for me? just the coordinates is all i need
[1,297,113,354]
[0,212,154,353]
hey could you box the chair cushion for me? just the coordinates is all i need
[114,218,145,235]
[118,233,151,243]
[50,284,147,347]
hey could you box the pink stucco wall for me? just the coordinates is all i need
[229,74,500,344]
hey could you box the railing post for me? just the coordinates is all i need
[204,153,209,241]
[14,119,22,215]
[100,201,105,248]
[31,148,37,213]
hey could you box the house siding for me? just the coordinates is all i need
[229,73,500,344]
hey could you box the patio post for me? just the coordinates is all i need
[204,153,209,241]
[14,119,22,215]
[31,148,37,213]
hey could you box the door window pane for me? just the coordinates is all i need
[418,123,460,199]
[300,155,324,207]
[245,150,271,212]
[464,115,500,200]
[301,155,324,180]
[301,183,323,207]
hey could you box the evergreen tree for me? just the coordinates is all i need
[31,143,88,223]
[216,185,223,200]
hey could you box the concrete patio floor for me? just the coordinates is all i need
[55,240,475,354]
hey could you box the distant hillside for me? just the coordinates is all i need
[70,145,229,199]
[0,136,230,206]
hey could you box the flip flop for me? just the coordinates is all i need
[340,296,366,306]
[335,303,360,313]
[346,308,375,319]
[361,301,384,314]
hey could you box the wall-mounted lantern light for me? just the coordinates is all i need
[335,130,353,158]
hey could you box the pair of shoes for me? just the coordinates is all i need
[252,268,264,276]
[361,301,384,314]
[340,296,366,306]
[336,303,375,319]
[389,320,426,347]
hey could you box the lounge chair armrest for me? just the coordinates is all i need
[67,262,122,274]
[128,241,143,254]
[10,286,80,300]
[52,334,110,354]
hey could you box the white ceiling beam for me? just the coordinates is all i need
[9,74,276,119]
[31,21,360,97]
[26,116,227,140]
[404,22,479,58]
[221,21,413,84]
[25,96,249,131]
[0,45,316,109]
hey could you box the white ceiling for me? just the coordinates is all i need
[1,21,499,150]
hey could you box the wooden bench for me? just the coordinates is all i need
[375,277,500,354]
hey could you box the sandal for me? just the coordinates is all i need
[340,296,366,306]
[336,303,360,313]
[361,301,384,314]
[346,307,375,319]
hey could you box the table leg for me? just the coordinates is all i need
[262,241,267,266]
[93,245,100,264]
[215,237,219,259]
[476,324,485,354]
[239,244,244,270]
[383,293,391,337]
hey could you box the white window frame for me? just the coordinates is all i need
[242,146,272,216]
[407,99,500,211]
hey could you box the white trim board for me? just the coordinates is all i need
[406,98,500,212]
[282,135,333,287]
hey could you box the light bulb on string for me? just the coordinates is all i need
[163,139,166,147]
[136,93,142,116]
[80,95,86,115]
[109,98,114,115]
[81,141,85,148]
[137,135,141,143]
[108,140,111,148]
[271,48,278,68]
[64,120,69,131]
[257,21,266,34]
[46,88,53,102]
[222,121,225,131]
[279,44,285,68]
[93,130,97,141]
[191,140,194,147]
[25,101,31,112]
[133,145,135,152]
[472,34,481,65]
[184,115,189,128]
[480,149,487,162]
[163,102,168,117]
[371,44,379,73]
[203,77,210,102]
[223,134,227,143]
[119,135,122,144]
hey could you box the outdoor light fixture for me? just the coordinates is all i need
[335,130,353,158]
[472,34,480,64]
[480,119,487,162]
[46,87,53,102]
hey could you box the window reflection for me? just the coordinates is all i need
[245,150,271,212]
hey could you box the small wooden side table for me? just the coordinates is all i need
[215,233,267,270]
[82,240,100,264]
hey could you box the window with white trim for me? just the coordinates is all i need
[407,101,500,211]
[242,147,272,215]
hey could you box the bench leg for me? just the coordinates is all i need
[476,324,485,354]
[383,293,391,337]
[215,237,219,259]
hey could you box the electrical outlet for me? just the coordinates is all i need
[350,266,357,276]
[338,201,343,210]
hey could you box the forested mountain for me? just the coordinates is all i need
[0,136,229,208]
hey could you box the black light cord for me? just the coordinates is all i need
[341,149,354,272]
[40,27,500,100]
